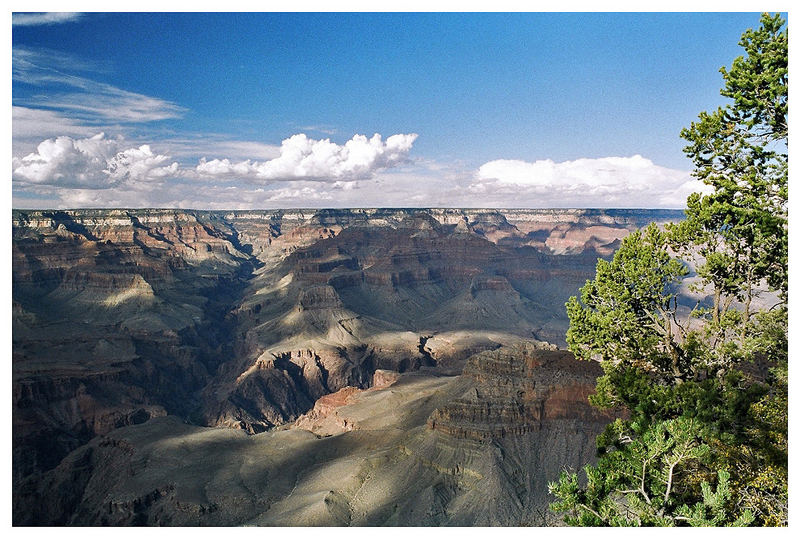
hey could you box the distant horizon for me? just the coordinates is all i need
[12,12,758,209]
[11,206,689,213]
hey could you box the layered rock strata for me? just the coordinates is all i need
[13,345,615,526]
[12,208,679,525]
[428,344,612,440]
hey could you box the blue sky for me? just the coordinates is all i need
[11,11,769,209]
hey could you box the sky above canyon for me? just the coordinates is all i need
[11,8,766,209]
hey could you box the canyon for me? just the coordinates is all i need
[12,207,681,525]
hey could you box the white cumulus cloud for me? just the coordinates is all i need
[11,131,420,205]
[106,145,179,183]
[474,155,709,208]
[195,133,418,182]
[12,133,179,189]
[196,158,260,177]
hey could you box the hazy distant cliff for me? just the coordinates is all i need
[12,207,681,525]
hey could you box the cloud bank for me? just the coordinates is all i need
[473,155,707,208]
[12,133,705,210]
[13,132,419,192]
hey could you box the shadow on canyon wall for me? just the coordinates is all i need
[12,207,680,525]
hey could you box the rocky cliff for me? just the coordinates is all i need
[428,345,613,441]
[12,207,681,525]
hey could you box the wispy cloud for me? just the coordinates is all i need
[12,46,103,76]
[31,90,186,123]
[156,137,281,162]
[12,12,82,26]
[12,106,97,146]
[297,125,338,136]
[13,46,185,125]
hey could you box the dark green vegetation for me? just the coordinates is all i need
[549,13,787,526]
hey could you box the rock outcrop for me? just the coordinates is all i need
[428,344,613,441]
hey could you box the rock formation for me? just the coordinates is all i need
[13,345,616,526]
[12,207,680,525]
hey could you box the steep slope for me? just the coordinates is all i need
[12,210,258,484]
[13,344,614,526]
[200,210,640,432]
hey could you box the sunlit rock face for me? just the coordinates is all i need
[12,207,681,526]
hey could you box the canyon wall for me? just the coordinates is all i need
[12,207,682,525]
[14,345,616,526]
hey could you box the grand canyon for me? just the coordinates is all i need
[12,207,682,525]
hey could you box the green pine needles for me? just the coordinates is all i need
[549,13,788,527]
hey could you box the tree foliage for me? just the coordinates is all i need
[549,13,787,527]
[566,224,689,384]
[676,12,787,303]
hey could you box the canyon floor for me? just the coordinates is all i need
[12,207,680,526]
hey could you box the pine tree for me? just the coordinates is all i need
[549,13,787,526]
